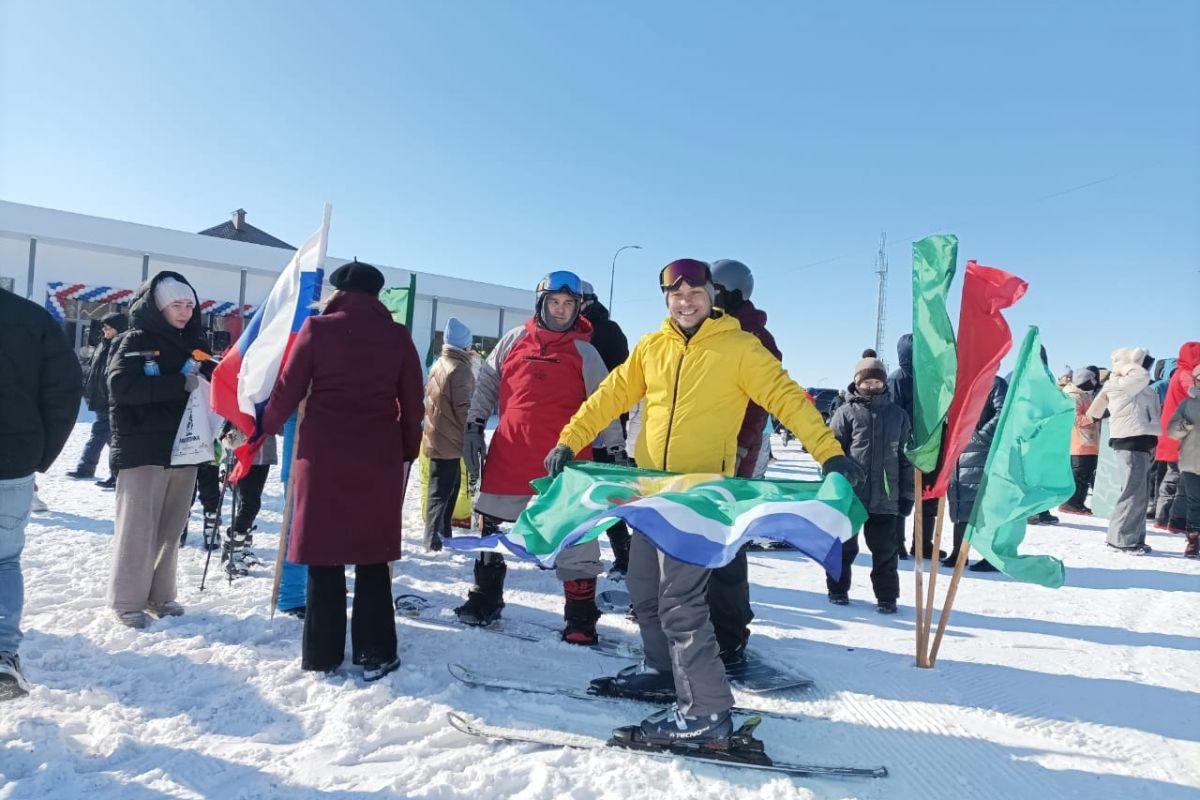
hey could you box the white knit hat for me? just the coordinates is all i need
[153,277,196,310]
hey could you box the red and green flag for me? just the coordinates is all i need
[927,261,1027,499]
[964,326,1073,587]
[907,234,959,473]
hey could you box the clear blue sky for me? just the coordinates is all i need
[2,1,1197,387]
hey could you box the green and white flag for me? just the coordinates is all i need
[444,462,867,579]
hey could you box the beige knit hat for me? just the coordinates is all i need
[854,356,888,386]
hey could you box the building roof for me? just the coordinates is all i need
[198,209,294,250]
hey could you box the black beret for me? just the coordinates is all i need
[329,260,385,296]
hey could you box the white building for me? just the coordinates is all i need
[0,200,532,361]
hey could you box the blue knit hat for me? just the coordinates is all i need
[445,317,472,350]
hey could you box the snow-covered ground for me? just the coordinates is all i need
[2,423,1198,799]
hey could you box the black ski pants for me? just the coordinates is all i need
[233,464,270,532]
[302,563,396,671]
[424,457,461,548]
[707,544,753,659]
[195,463,221,515]
[592,446,631,569]
[827,513,900,603]
[1068,455,1098,508]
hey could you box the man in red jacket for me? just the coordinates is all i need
[458,271,624,644]
[706,259,783,665]
[1157,342,1200,531]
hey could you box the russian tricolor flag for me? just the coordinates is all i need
[211,204,331,480]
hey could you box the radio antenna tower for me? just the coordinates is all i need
[873,232,888,357]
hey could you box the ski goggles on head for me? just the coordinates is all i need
[537,270,584,297]
[659,259,712,291]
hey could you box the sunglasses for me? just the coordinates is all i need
[659,259,712,291]
[537,270,584,296]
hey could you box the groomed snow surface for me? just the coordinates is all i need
[2,423,1198,799]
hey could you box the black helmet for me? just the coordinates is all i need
[711,259,754,309]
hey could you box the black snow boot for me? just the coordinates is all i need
[562,578,601,645]
[455,554,506,626]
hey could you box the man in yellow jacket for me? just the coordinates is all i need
[544,258,865,748]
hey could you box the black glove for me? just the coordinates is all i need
[822,455,866,489]
[463,421,487,482]
[898,497,914,517]
[544,444,575,478]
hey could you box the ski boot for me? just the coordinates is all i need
[202,511,222,551]
[562,578,601,646]
[455,553,506,626]
[223,526,261,579]
[589,661,676,702]
[610,705,770,764]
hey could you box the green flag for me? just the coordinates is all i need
[965,326,1073,588]
[907,234,959,472]
[380,273,418,328]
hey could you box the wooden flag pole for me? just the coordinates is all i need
[912,466,929,667]
[269,400,306,618]
[928,530,973,666]
[921,495,949,657]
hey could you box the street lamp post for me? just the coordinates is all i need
[608,244,642,311]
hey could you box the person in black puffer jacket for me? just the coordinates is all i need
[886,333,941,560]
[107,272,214,628]
[825,354,914,613]
[581,282,633,576]
[945,375,1008,571]
[0,288,82,699]
[70,312,128,485]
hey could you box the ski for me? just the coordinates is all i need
[394,594,642,657]
[446,712,887,779]
[447,663,806,722]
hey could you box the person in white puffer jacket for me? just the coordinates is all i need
[1087,347,1161,552]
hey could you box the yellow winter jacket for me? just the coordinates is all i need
[558,313,843,475]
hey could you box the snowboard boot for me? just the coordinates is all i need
[876,600,898,614]
[1185,533,1199,559]
[455,554,506,626]
[827,592,849,606]
[590,661,676,701]
[718,642,747,668]
[562,579,601,645]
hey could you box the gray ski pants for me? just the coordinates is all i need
[109,465,196,612]
[1108,450,1151,549]
[627,530,734,717]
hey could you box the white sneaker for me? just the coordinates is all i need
[30,492,48,513]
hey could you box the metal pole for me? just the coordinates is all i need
[498,307,506,338]
[25,237,37,299]
[141,253,150,283]
[607,244,642,312]
[429,296,439,345]
[238,269,247,317]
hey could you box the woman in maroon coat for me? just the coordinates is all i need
[260,261,423,681]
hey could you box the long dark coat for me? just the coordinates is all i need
[260,291,424,566]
